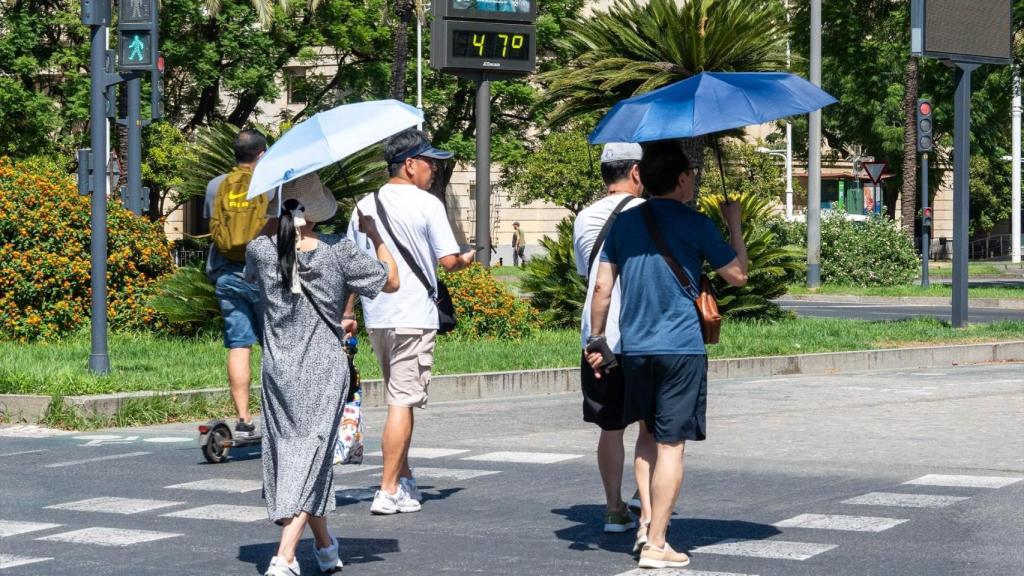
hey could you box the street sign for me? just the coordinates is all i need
[117,0,158,71]
[862,161,887,185]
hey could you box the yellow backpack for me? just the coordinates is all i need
[209,166,268,262]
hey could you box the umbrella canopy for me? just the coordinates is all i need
[246,99,424,199]
[589,72,837,144]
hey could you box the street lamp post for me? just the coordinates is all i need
[756,146,794,219]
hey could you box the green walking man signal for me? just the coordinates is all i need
[117,0,158,71]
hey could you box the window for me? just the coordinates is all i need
[285,68,309,104]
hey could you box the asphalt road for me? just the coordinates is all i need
[1,364,1022,575]
[776,299,1024,323]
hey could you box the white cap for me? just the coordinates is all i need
[600,142,643,164]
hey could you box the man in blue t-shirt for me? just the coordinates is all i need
[586,139,749,569]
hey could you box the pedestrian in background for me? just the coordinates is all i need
[587,139,748,569]
[512,221,526,267]
[345,128,476,515]
[572,142,657,547]
[245,173,399,576]
[205,128,269,438]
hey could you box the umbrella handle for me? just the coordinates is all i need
[713,136,730,204]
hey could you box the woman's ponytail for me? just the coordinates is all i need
[277,198,300,291]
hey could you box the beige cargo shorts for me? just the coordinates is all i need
[368,328,436,408]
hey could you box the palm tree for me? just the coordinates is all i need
[541,0,788,165]
[899,56,919,240]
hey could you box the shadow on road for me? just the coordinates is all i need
[239,536,400,573]
[551,505,781,554]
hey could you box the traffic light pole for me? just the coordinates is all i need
[126,74,143,215]
[475,78,491,267]
[88,15,110,374]
[952,63,978,328]
[921,152,929,288]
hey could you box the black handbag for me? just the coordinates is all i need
[373,191,457,335]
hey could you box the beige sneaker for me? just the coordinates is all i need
[638,543,690,569]
[633,521,649,554]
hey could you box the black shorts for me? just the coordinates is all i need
[580,352,631,431]
[622,354,708,443]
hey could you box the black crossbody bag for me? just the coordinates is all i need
[587,195,635,275]
[373,191,457,335]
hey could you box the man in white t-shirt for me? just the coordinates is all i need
[345,128,476,516]
[573,142,656,544]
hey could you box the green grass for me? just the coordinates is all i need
[785,283,1024,300]
[927,261,1024,276]
[490,265,529,278]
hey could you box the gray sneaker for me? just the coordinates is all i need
[370,486,421,515]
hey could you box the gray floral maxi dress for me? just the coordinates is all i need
[246,233,388,523]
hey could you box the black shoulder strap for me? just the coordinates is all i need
[640,203,695,294]
[300,283,345,344]
[588,195,635,275]
[373,191,437,299]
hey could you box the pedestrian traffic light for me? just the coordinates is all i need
[150,53,164,120]
[922,206,933,229]
[916,99,933,153]
[118,0,158,71]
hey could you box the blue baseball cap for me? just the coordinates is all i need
[385,129,454,164]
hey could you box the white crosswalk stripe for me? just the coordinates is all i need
[371,467,501,481]
[614,570,758,576]
[842,492,969,508]
[365,448,469,459]
[0,554,53,569]
[903,474,1023,489]
[691,539,837,560]
[162,504,267,523]
[462,451,581,464]
[46,497,184,515]
[773,513,908,532]
[165,478,263,493]
[37,527,181,546]
[0,520,62,538]
[0,425,72,438]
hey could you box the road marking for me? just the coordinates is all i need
[142,436,193,444]
[44,451,151,468]
[162,504,266,523]
[37,527,180,546]
[365,448,469,459]
[336,487,378,501]
[335,465,383,475]
[0,554,53,569]
[842,492,969,508]
[78,435,139,447]
[616,568,761,576]
[0,521,62,538]
[0,425,72,438]
[0,449,47,458]
[903,474,1023,489]
[372,467,500,481]
[462,451,582,464]
[46,497,183,515]
[690,539,837,561]
[773,513,908,532]
[165,478,263,493]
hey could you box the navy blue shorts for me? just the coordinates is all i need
[622,354,707,443]
[215,271,263,349]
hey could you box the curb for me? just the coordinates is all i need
[2,341,1022,424]
[780,294,1024,310]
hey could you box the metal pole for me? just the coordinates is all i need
[784,0,793,220]
[921,153,929,288]
[1012,66,1021,264]
[806,0,822,288]
[952,64,977,328]
[475,79,491,267]
[126,74,142,215]
[416,15,424,130]
[89,18,110,374]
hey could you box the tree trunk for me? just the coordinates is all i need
[226,92,262,126]
[389,0,414,100]
[188,82,220,129]
[900,56,919,239]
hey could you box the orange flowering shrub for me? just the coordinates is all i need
[439,263,538,339]
[0,156,173,341]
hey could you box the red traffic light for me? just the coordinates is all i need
[918,101,932,116]
[156,54,165,73]
[923,207,933,218]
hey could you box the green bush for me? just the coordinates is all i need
[440,263,538,339]
[0,156,173,341]
[697,191,805,319]
[520,218,587,329]
[148,265,222,337]
[820,211,919,286]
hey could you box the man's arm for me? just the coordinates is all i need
[716,202,748,287]
[585,261,618,378]
[342,293,359,337]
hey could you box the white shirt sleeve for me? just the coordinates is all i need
[427,197,461,259]
[346,200,365,253]
[572,215,589,278]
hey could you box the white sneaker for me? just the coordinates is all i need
[370,486,421,515]
[400,473,422,502]
[313,535,343,573]
[265,556,301,576]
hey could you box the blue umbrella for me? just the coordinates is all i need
[589,72,837,144]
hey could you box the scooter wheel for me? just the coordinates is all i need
[202,424,232,464]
